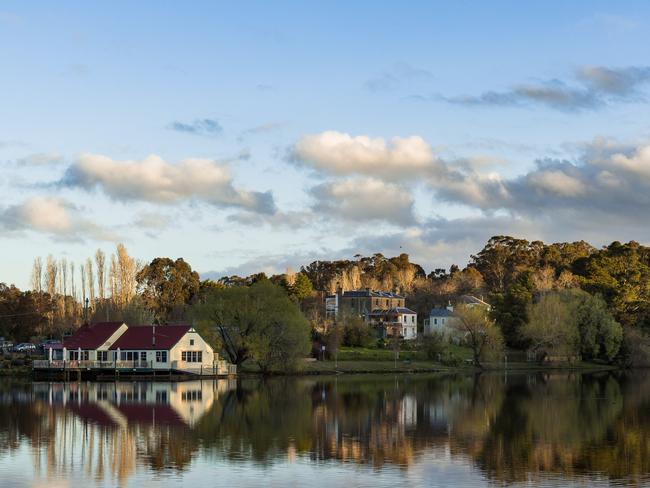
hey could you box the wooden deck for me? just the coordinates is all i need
[32,359,237,380]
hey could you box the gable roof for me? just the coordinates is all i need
[429,308,452,317]
[342,290,404,299]
[109,325,191,350]
[63,322,125,350]
[368,307,417,316]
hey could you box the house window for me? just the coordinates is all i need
[120,351,138,361]
[411,316,415,323]
[156,351,167,363]
[442,318,445,325]
[97,351,108,361]
[190,339,194,346]
[155,390,168,403]
[434,318,438,325]
[181,390,203,402]
[183,351,203,362]
[140,351,147,362]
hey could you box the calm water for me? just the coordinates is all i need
[0,371,649,487]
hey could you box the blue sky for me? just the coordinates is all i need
[2,1,650,289]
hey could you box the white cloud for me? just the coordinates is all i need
[310,178,416,226]
[0,197,115,241]
[61,153,276,214]
[526,170,587,197]
[291,131,440,179]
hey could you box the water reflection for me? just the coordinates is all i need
[1,372,650,487]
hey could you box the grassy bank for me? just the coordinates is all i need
[239,345,620,375]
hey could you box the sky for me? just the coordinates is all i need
[2,1,650,289]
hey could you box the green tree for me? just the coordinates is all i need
[136,257,200,323]
[453,304,504,368]
[491,272,535,349]
[289,273,314,301]
[563,289,623,362]
[192,280,310,372]
[521,293,579,362]
[572,241,650,330]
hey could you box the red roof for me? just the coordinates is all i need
[117,404,185,426]
[63,322,125,350]
[109,325,191,350]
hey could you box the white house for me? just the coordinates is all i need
[423,306,456,336]
[423,296,490,337]
[60,322,219,373]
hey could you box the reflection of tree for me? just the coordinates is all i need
[197,375,473,468]
[449,372,650,485]
[4,372,650,485]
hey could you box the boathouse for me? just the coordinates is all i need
[33,321,236,378]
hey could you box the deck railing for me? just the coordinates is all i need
[33,358,238,375]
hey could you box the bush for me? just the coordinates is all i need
[442,352,463,367]
[343,316,376,347]
[421,332,448,360]
[619,326,650,367]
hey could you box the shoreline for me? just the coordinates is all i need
[1,359,624,380]
[239,359,622,377]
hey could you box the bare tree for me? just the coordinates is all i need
[116,243,137,306]
[95,249,106,300]
[31,257,43,292]
[86,258,95,307]
[80,262,87,306]
[45,255,57,297]
[70,261,76,303]
[109,254,117,304]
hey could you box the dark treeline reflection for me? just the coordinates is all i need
[1,373,650,486]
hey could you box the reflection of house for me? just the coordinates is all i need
[28,379,234,486]
[33,380,233,428]
[368,307,418,340]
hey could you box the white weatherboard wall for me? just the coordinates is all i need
[170,329,214,369]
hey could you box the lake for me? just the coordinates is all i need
[0,371,648,487]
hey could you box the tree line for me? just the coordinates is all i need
[4,235,650,367]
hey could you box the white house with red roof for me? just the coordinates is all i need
[43,322,229,376]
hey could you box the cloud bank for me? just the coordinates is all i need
[61,154,276,214]
[0,197,115,241]
[439,65,650,111]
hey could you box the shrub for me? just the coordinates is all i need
[343,316,376,347]
[421,332,448,360]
